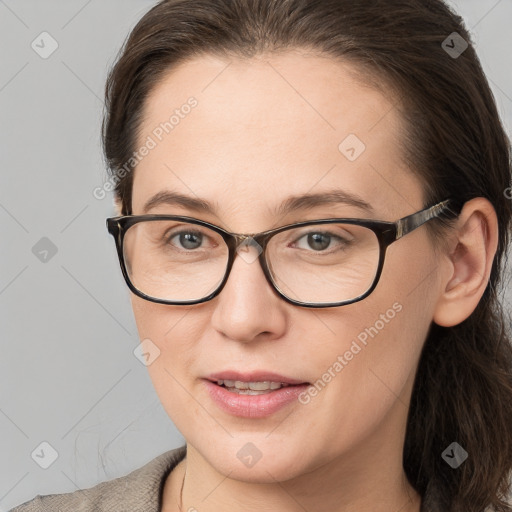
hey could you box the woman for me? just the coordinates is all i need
[11,0,512,511]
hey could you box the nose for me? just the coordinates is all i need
[209,240,287,343]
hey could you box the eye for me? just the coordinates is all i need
[162,226,220,251]
[293,230,353,252]
[168,230,206,250]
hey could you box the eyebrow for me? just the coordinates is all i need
[142,189,374,216]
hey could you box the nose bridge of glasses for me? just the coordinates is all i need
[232,233,264,255]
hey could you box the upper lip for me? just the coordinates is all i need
[205,371,309,385]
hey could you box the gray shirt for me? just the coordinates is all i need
[9,445,187,512]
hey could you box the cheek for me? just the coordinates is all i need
[307,245,437,440]
[130,295,197,401]
[130,294,198,346]
[129,296,217,433]
[130,295,156,335]
[302,307,423,457]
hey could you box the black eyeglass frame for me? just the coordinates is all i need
[106,198,457,308]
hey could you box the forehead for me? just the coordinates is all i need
[132,51,423,224]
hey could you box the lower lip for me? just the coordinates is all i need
[203,380,310,418]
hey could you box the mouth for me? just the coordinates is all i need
[203,375,312,418]
[205,371,310,392]
[212,379,298,395]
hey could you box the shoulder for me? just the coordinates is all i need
[9,445,186,512]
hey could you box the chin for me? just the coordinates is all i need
[190,433,316,482]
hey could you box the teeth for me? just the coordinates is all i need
[216,379,289,391]
[228,388,273,395]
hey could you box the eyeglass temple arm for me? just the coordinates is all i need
[395,199,452,239]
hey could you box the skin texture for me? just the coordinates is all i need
[118,51,498,512]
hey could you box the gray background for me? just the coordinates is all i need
[1,0,511,509]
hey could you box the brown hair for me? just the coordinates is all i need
[101,1,512,510]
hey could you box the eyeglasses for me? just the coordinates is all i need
[106,199,457,308]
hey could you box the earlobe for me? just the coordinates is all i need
[433,198,498,327]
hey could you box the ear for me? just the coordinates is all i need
[113,195,123,216]
[433,197,499,327]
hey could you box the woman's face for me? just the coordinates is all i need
[128,51,443,481]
